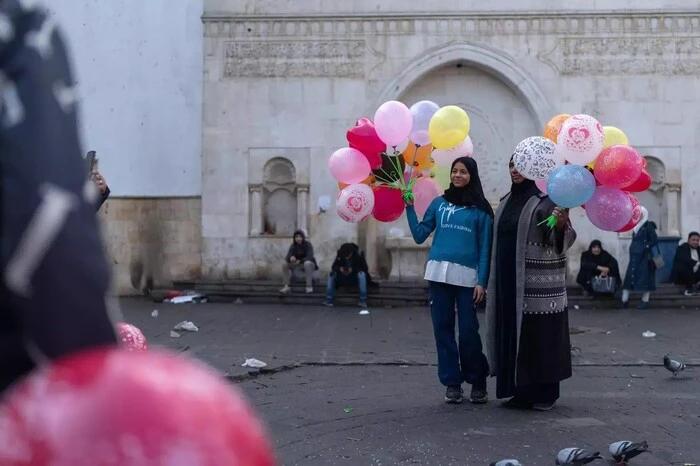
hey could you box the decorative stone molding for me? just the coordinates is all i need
[375,42,554,128]
[540,37,700,75]
[224,40,367,78]
[203,12,700,38]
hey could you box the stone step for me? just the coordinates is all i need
[163,280,700,309]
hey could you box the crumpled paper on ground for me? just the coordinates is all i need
[242,358,267,368]
[174,321,199,332]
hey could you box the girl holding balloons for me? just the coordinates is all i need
[405,157,493,405]
[484,155,577,412]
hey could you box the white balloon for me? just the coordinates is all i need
[555,114,605,165]
[336,184,375,223]
[408,101,439,147]
[432,136,474,167]
[512,136,562,180]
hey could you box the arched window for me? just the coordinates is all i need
[261,158,297,236]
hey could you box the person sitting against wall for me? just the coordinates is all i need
[576,240,621,296]
[671,231,700,296]
[280,230,318,294]
[324,243,370,308]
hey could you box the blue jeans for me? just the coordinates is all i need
[326,271,367,303]
[429,281,489,387]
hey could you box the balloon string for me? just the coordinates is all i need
[402,145,420,202]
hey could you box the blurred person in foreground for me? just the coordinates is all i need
[0,0,117,395]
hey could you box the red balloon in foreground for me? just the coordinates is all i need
[625,170,652,192]
[372,186,405,223]
[117,322,148,352]
[0,349,276,466]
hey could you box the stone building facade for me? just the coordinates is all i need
[198,0,699,285]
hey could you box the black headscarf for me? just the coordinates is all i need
[498,154,541,232]
[583,240,613,267]
[442,157,494,218]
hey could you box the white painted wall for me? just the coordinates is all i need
[49,0,204,196]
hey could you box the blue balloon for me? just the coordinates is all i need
[547,165,596,208]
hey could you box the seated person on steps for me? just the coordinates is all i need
[280,230,318,294]
[671,231,700,296]
[324,243,369,308]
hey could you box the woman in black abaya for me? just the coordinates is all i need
[576,240,621,295]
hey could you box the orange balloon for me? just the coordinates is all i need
[402,141,433,171]
[338,174,375,190]
[543,114,571,143]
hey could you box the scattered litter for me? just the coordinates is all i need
[347,437,361,442]
[174,321,199,332]
[400,365,408,368]
[151,310,159,317]
[168,293,208,304]
[574,305,580,310]
[164,290,182,300]
[242,358,267,369]
[170,331,181,338]
[234,298,244,305]
[343,408,353,414]
[359,310,370,315]
[606,331,612,334]
[642,330,656,338]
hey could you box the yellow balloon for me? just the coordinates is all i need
[430,165,451,190]
[602,126,629,149]
[428,106,470,150]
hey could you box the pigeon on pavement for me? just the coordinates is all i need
[556,448,603,465]
[490,460,522,466]
[609,440,650,463]
[663,355,687,377]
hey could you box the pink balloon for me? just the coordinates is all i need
[336,184,374,223]
[374,101,413,147]
[584,186,634,231]
[413,178,442,216]
[594,145,644,189]
[432,136,474,167]
[329,147,371,184]
[117,322,148,352]
[535,178,548,194]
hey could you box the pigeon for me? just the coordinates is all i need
[490,460,522,466]
[663,354,686,377]
[609,440,650,463]
[556,448,603,465]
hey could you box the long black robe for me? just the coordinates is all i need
[576,242,621,294]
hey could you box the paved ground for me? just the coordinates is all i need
[120,298,700,465]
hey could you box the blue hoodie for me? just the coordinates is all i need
[406,197,493,286]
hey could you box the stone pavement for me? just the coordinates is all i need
[119,298,700,465]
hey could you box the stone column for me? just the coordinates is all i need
[297,185,309,235]
[365,216,379,277]
[667,184,681,236]
[249,185,263,235]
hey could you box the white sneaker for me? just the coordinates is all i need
[305,286,313,294]
[279,285,291,294]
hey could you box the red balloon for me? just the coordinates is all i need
[372,186,405,223]
[117,322,148,352]
[0,349,276,466]
[616,193,642,232]
[625,169,652,192]
[594,145,644,189]
[347,118,384,169]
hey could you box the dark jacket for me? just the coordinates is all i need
[576,242,621,293]
[622,221,659,291]
[330,243,378,287]
[0,3,117,395]
[671,243,699,286]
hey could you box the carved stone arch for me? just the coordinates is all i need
[374,42,555,128]
[644,156,666,189]
[263,157,297,191]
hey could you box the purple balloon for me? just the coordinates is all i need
[584,187,634,231]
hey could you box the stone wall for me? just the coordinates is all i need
[202,7,700,281]
[99,198,202,295]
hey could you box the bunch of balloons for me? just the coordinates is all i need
[329,100,475,222]
[512,113,650,232]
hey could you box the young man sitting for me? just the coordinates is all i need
[324,243,369,308]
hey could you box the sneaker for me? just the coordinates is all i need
[532,401,557,411]
[469,381,488,404]
[323,300,334,307]
[305,286,314,294]
[279,285,291,294]
[445,385,463,404]
[620,301,629,309]
[358,300,368,308]
[684,289,695,297]
[637,301,649,310]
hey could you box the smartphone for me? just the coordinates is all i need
[86,150,97,174]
